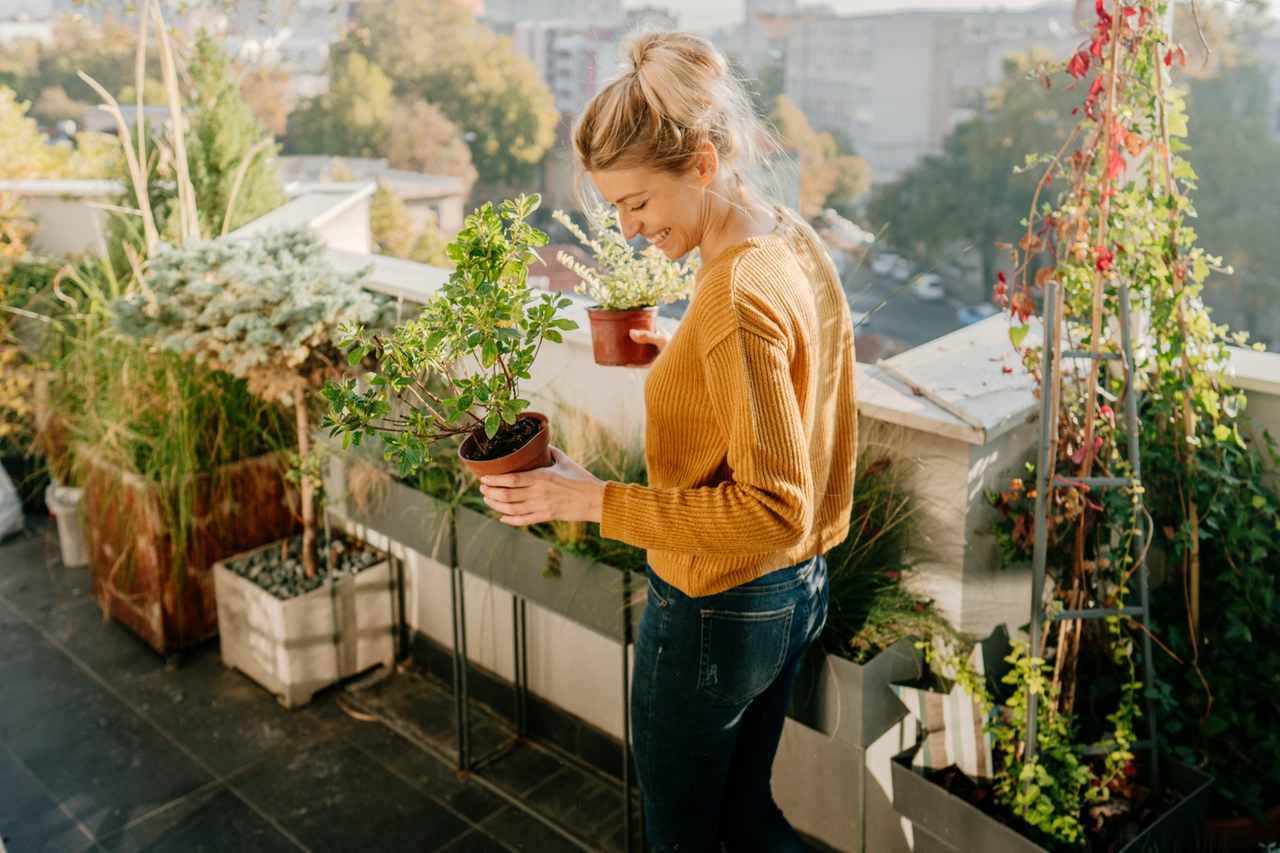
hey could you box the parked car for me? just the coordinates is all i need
[890,258,914,282]
[957,302,1000,325]
[871,253,901,276]
[910,273,946,301]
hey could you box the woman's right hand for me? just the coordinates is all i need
[630,326,671,356]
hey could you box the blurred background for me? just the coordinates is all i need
[1,0,1275,356]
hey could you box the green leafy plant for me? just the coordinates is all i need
[323,194,578,477]
[552,207,697,311]
[114,228,385,578]
[821,441,958,663]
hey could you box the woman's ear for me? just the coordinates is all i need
[695,141,719,188]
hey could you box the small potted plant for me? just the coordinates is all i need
[324,194,578,478]
[552,206,697,367]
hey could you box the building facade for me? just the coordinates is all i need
[784,3,1081,183]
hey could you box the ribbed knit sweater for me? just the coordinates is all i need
[599,207,858,597]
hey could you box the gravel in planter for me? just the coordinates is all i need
[225,533,383,600]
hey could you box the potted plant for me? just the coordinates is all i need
[115,227,397,702]
[552,206,697,367]
[787,440,955,748]
[324,193,578,478]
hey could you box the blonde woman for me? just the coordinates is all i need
[478,30,857,853]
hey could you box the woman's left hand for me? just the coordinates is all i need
[479,447,607,526]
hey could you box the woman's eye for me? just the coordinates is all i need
[629,202,647,213]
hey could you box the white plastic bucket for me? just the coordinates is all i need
[45,483,89,568]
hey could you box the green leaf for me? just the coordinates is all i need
[1213,424,1232,442]
[1252,495,1267,510]
[485,407,501,438]
[1009,324,1030,349]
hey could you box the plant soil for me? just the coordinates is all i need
[465,417,539,462]
[926,763,1184,853]
[226,533,382,601]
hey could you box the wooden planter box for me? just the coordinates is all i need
[214,540,394,708]
[456,506,644,642]
[787,637,925,747]
[81,452,298,655]
[891,745,1214,853]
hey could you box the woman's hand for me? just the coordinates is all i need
[479,447,607,526]
[629,326,671,354]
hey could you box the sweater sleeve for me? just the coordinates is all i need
[598,322,814,556]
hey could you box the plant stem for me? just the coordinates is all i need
[293,386,317,579]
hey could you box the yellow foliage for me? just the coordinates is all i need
[769,94,871,217]
[369,187,452,267]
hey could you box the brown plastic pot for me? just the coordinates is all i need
[1202,803,1280,851]
[587,306,659,367]
[458,412,553,477]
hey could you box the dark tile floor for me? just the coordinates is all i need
[0,522,643,853]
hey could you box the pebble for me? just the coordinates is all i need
[226,533,382,601]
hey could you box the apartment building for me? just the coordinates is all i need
[784,3,1082,183]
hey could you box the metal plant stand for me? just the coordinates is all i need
[446,502,644,853]
[1025,281,1160,790]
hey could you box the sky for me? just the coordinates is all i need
[623,0,1082,32]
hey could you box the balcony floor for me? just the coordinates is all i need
[0,520,653,853]
[0,520,841,853]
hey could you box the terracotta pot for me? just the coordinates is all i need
[1202,803,1280,851]
[458,412,552,477]
[586,306,659,367]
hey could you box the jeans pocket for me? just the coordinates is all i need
[698,605,794,704]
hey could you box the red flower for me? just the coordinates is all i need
[1165,49,1174,66]
[1121,5,1136,15]
[1095,246,1115,271]
[1108,149,1126,180]
[1067,50,1091,78]
[1002,365,1014,374]
[997,271,1007,283]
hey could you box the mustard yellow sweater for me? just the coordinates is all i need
[599,208,858,597]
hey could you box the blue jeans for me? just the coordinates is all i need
[632,555,828,853]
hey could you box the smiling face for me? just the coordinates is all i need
[587,146,718,260]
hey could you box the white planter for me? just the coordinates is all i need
[44,482,88,567]
[213,541,395,708]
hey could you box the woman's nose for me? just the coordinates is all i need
[618,211,641,240]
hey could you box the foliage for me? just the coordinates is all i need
[286,52,395,159]
[0,85,121,181]
[184,33,287,237]
[767,95,870,218]
[114,228,386,577]
[383,96,478,192]
[115,229,382,396]
[369,187,452,268]
[0,15,155,109]
[821,442,958,662]
[967,0,1280,829]
[551,207,698,311]
[323,194,578,477]
[235,63,292,139]
[343,0,558,187]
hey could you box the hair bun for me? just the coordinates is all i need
[625,31,660,74]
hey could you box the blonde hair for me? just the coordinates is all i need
[572,29,779,209]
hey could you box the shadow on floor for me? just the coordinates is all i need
[0,520,840,853]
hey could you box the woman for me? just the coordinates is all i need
[478,29,858,853]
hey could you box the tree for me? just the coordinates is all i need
[236,63,292,139]
[287,52,394,159]
[369,187,452,267]
[344,0,558,187]
[768,94,870,217]
[115,229,386,578]
[865,52,1077,287]
[383,96,477,191]
[185,33,287,237]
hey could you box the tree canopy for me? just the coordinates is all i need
[287,52,395,159]
[768,94,870,218]
[343,0,558,188]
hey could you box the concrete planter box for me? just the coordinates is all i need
[455,506,643,642]
[213,540,394,708]
[324,456,450,563]
[787,637,925,747]
[891,745,1214,853]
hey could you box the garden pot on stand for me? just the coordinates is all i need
[586,307,659,367]
[458,412,553,477]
